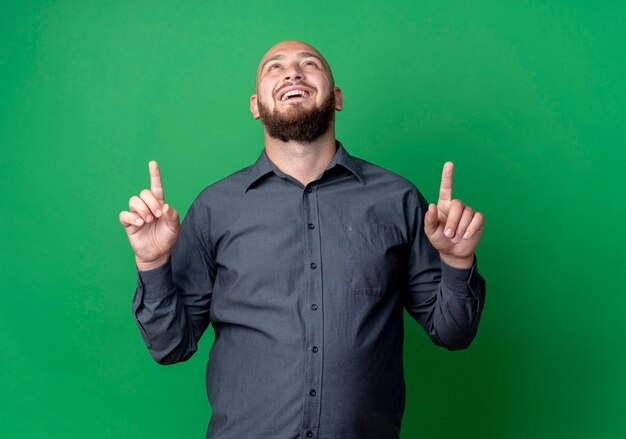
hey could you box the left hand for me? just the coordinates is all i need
[423,162,484,268]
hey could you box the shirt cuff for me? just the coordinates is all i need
[440,256,477,294]
[136,258,175,300]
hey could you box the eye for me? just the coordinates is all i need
[303,60,318,67]
[268,63,281,71]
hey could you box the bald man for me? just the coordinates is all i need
[121,40,486,439]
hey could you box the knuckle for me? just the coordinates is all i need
[448,212,460,224]
[140,189,152,198]
[130,197,146,212]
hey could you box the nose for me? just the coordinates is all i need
[284,63,303,81]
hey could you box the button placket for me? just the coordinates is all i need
[300,183,323,437]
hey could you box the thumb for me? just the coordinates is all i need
[423,203,439,237]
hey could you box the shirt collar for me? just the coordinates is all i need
[244,140,365,192]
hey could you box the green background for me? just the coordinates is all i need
[1,1,624,437]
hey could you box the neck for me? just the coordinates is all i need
[263,124,337,187]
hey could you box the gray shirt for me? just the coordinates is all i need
[132,141,486,439]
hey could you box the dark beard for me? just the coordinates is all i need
[258,92,335,143]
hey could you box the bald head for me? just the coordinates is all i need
[255,40,335,90]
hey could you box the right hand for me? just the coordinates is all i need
[119,161,180,271]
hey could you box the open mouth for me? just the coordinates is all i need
[278,89,312,102]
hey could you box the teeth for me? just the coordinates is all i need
[281,89,309,101]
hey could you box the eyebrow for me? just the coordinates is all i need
[261,52,324,70]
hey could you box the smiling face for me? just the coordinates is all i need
[250,41,343,142]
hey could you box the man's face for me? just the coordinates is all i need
[250,41,343,142]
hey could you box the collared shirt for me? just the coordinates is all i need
[132,141,486,439]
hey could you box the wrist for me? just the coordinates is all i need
[136,255,170,271]
[440,253,474,269]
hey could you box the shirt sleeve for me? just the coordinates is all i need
[401,188,486,350]
[131,197,215,364]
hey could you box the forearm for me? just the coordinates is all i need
[428,258,486,350]
[132,259,200,364]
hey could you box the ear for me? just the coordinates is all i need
[333,87,343,111]
[250,94,260,119]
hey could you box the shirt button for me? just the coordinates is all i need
[306,432,313,437]
[306,187,312,193]
[307,223,315,230]
[310,262,317,269]
[309,389,316,396]
[311,304,318,310]
[312,346,318,353]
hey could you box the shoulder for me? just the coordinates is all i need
[195,163,254,198]
[347,153,433,215]
[351,154,423,197]
[180,162,255,216]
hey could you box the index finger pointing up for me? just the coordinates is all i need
[149,160,165,204]
[438,161,454,203]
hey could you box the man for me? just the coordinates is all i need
[120,40,486,439]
